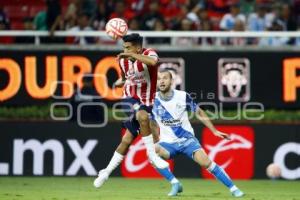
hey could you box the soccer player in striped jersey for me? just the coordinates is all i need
[152,69,244,197]
[94,33,169,188]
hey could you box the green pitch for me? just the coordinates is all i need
[0,177,299,200]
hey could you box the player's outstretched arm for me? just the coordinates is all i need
[118,53,158,66]
[196,108,230,140]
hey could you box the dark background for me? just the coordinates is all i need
[1,49,300,108]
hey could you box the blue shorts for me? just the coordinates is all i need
[159,136,202,160]
[121,97,153,138]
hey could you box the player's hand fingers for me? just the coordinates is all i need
[221,133,231,140]
[215,131,230,140]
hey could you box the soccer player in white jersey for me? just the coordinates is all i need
[94,33,168,188]
[152,69,244,197]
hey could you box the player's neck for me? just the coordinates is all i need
[159,89,174,101]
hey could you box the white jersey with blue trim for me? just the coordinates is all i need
[152,89,198,143]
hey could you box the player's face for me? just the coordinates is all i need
[157,72,172,93]
[123,42,141,54]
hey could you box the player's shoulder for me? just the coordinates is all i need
[172,90,189,102]
[174,89,188,97]
[142,48,158,55]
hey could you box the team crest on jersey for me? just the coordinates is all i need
[218,58,250,102]
[156,105,165,116]
[176,103,184,111]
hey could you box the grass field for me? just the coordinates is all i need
[0,177,299,200]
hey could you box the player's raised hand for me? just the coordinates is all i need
[214,130,231,140]
[114,78,125,87]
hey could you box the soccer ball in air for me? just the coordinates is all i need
[266,163,281,179]
[105,18,128,40]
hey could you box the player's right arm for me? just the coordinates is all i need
[186,93,230,140]
[196,108,230,140]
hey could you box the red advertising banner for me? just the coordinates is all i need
[201,126,254,179]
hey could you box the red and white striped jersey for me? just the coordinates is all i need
[119,48,159,106]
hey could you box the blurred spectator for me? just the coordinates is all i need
[294,0,300,24]
[127,0,149,16]
[173,18,198,46]
[64,0,80,30]
[199,9,213,30]
[0,18,8,31]
[147,19,171,44]
[161,0,184,22]
[206,0,235,19]
[229,19,247,46]
[259,19,289,46]
[46,0,64,36]
[295,22,300,46]
[0,7,10,30]
[247,4,268,31]
[265,3,281,29]
[91,2,107,30]
[168,5,190,30]
[69,11,94,45]
[220,4,246,31]
[128,17,141,30]
[34,11,47,30]
[34,0,65,44]
[280,4,297,31]
[0,8,13,44]
[187,5,213,30]
[109,0,135,22]
[15,17,35,44]
[141,0,164,30]
[66,0,97,17]
[81,0,98,16]
[197,8,214,45]
[240,0,255,16]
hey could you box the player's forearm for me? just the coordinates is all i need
[197,108,217,133]
[131,54,157,66]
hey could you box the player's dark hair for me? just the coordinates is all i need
[158,68,173,79]
[122,33,143,47]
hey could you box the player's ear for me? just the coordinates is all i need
[136,45,142,53]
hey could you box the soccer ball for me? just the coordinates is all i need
[105,18,128,40]
[266,163,281,179]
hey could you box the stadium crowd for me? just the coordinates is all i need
[1,0,300,45]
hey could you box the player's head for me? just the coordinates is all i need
[158,69,173,93]
[122,33,143,54]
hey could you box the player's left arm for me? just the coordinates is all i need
[186,93,230,140]
[117,53,158,66]
[196,107,230,140]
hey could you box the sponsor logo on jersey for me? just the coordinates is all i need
[161,119,182,127]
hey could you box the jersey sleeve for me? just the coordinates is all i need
[143,49,159,62]
[186,93,197,112]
